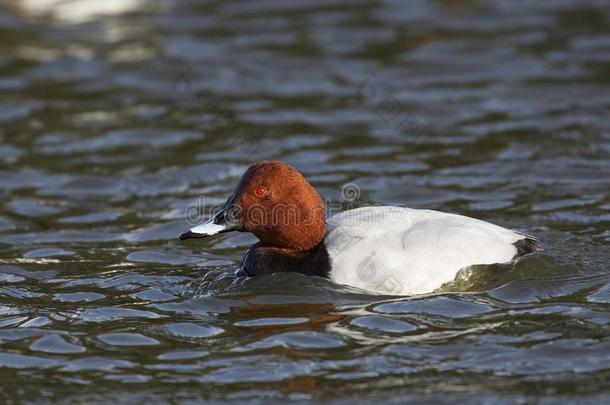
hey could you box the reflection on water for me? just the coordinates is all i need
[1,0,609,402]
[14,0,156,23]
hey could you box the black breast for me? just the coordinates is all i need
[239,242,331,277]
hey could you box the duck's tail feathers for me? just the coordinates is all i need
[512,234,540,260]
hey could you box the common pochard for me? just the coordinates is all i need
[179,160,538,295]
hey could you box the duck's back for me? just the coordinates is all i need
[324,206,536,295]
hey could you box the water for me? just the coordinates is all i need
[1,0,609,402]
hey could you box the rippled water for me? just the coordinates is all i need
[1,0,609,402]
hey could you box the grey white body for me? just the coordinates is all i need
[324,206,532,295]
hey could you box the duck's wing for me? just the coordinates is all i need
[324,206,537,295]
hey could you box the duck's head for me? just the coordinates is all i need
[179,160,326,252]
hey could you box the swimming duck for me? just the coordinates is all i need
[179,160,538,295]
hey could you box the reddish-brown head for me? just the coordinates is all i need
[180,160,326,252]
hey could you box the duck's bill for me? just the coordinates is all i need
[178,206,243,240]
[179,220,227,240]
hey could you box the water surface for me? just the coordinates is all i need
[1,0,609,403]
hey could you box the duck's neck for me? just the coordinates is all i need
[255,216,327,252]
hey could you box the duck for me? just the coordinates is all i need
[179,160,538,295]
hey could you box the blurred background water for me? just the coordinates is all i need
[0,0,609,403]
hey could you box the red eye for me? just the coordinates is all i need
[255,187,266,196]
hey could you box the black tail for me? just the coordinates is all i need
[512,235,540,260]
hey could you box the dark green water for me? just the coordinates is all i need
[1,0,609,403]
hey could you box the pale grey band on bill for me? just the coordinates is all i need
[179,218,227,239]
